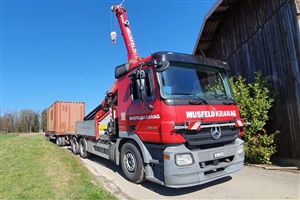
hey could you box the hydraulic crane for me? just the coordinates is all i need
[73,2,245,188]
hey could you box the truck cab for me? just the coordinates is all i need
[113,51,244,187]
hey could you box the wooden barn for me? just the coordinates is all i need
[193,0,300,162]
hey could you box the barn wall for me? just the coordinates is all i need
[206,0,300,159]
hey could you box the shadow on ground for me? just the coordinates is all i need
[63,147,233,196]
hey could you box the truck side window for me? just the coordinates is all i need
[130,76,139,100]
[130,69,153,101]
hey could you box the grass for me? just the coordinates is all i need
[0,134,117,200]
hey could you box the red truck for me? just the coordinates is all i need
[48,3,245,188]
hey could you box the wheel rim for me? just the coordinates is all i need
[124,150,136,174]
[56,138,59,145]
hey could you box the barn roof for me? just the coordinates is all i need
[193,0,237,56]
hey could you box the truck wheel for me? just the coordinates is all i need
[56,137,62,146]
[79,138,91,158]
[71,137,80,155]
[121,141,146,184]
[61,137,66,146]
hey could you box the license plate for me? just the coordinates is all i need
[214,152,224,158]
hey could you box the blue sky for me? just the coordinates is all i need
[1,0,216,115]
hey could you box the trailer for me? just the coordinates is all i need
[45,101,85,146]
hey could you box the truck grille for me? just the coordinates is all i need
[180,126,238,148]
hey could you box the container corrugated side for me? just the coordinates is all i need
[46,101,85,133]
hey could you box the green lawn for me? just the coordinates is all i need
[0,134,117,200]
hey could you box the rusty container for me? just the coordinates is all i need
[47,101,85,133]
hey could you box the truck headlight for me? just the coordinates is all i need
[238,143,244,155]
[175,153,194,166]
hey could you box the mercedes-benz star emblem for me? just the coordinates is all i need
[210,126,221,139]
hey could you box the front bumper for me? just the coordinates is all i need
[163,138,244,188]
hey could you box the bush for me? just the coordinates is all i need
[230,72,278,164]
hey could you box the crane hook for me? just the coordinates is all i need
[111,31,117,44]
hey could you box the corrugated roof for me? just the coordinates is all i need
[193,0,237,56]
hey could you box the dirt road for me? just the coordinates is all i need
[71,150,299,200]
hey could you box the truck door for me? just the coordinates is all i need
[127,67,161,143]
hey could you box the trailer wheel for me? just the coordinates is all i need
[71,137,80,155]
[45,134,50,141]
[61,137,66,146]
[79,138,91,158]
[56,137,62,146]
[121,141,146,184]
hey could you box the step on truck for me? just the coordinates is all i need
[71,3,245,188]
[45,101,85,146]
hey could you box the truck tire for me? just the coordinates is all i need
[79,138,91,158]
[61,137,66,146]
[56,137,62,146]
[71,137,80,155]
[120,141,146,184]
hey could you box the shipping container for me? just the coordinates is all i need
[46,101,85,133]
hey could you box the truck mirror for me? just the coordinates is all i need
[155,60,169,72]
[135,69,154,110]
[136,70,147,100]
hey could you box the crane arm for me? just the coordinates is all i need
[111,4,139,63]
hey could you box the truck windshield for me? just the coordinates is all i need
[158,62,234,101]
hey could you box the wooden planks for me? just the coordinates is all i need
[203,0,300,159]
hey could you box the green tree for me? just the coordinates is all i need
[1,109,40,133]
[41,108,47,132]
[230,72,278,164]
[1,110,18,133]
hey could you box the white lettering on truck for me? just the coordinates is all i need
[186,110,236,118]
[120,15,138,59]
[129,114,160,121]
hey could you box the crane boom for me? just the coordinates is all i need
[111,4,139,63]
